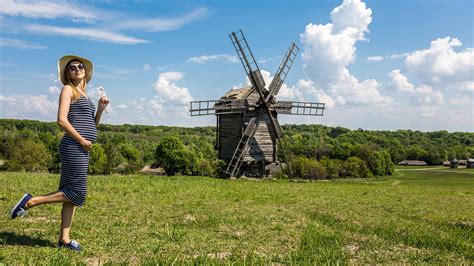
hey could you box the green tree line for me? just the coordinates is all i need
[1,119,473,178]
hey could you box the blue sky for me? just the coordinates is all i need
[1,0,473,131]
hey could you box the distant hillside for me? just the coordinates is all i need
[1,119,473,175]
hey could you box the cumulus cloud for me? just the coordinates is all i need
[49,86,60,94]
[296,79,334,107]
[405,37,474,89]
[153,71,193,105]
[0,94,57,120]
[419,106,436,118]
[388,70,414,92]
[388,70,445,106]
[98,70,199,125]
[300,0,392,106]
[187,54,238,64]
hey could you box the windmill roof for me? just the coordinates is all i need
[220,86,254,100]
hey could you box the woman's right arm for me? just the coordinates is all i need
[57,86,92,152]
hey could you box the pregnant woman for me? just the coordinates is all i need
[10,55,109,252]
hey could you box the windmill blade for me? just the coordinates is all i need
[267,110,283,139]
[229,31,266,92]
[274,101,325,116]
[266,42,299,102]
[189,100,219,116]
[266,110,293,177]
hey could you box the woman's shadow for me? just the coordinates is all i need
[0,231,54,247]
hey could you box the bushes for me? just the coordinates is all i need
[154,136,217,176]
[291,156,326,179]
[88,144,107,175]
[5,140,52,172]
[291,156,374,179]
[342,157,371,178]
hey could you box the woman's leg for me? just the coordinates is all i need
[24,191,71,209]
[59,202,76,243]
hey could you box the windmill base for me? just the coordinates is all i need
[238,161,283,178]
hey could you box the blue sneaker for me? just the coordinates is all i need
[10,193,32,219]
[58,240,82,252]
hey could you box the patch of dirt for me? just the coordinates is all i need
[345,244,360,254]
[183,214,196,223]
[192,252,231,260]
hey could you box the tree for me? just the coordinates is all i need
[155,136,185,175]
[381,150,394,175]
[89,144,107,175]
[320,156,342,179]
[6,140,52,172]
[343,157,371,178]
[118,143,142,174]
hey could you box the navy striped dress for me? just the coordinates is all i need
[59,95,97,207]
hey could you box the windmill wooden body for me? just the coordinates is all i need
[190,30,325,177]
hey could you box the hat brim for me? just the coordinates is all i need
[58,55,93,85]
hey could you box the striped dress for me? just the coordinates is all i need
[59,96,97,207]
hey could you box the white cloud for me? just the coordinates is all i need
[458,81,474,91]
[388,69,414,92]
[0,94,57,119]
[153,71,193,105]
[390,52,409,59]
[367,56,384,62]
[405,37,474,87]
[143,64,151,70]
[330,0,372,40]
[187,54,238,64]
[49,86,60,94]
[1,0,99,23]
[296,79,334,107]
[113,7,210,32]
[419,106,436,118]
[388,70,445,106]
[2,3,209,45]
[0,37,46,49]
[24,24,148,45]
[300,0,392,106]
[448,97,470,105]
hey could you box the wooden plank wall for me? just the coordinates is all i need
[242,112,276,163]
[218,113,242,160]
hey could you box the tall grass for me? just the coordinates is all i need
[1,168,473,264]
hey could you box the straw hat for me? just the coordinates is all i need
[58,55,93,85]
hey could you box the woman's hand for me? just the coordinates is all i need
[80,139,93,152]
[98,96,110,112]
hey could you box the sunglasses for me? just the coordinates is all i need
[68,64,85,72]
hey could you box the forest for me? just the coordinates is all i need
[1,119,473,179]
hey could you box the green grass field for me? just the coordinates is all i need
[1,168,473,264]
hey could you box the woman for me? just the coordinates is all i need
[10,55,109,252]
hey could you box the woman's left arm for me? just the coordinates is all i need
[95,96,109,127]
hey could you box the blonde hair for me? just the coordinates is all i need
[65,60,87,100]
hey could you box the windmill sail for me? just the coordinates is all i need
[267,43,299,101]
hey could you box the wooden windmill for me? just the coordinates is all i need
[190,30,325,177]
